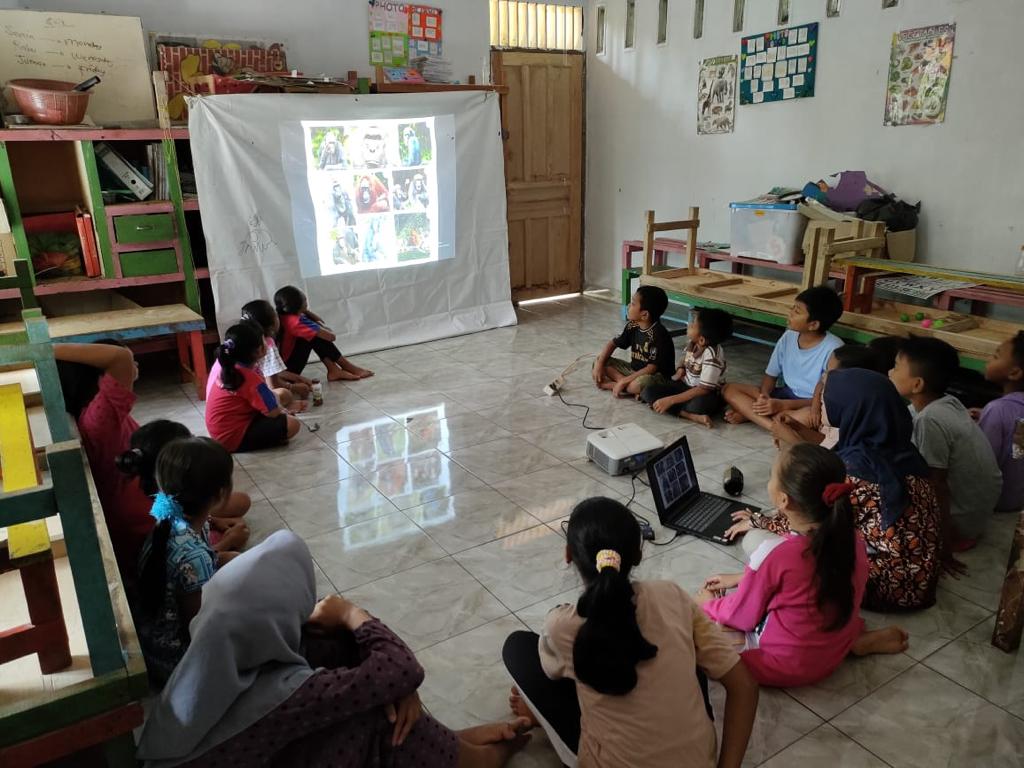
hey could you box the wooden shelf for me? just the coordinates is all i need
[0,127,189,142]
[0,273,186,300]
[195,268,211,280]
[105,200,176,215]
[182,197,200,211]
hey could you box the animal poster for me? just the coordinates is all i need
[883,23,955,126]
[739,22,818,105]
[304,119,438,273]
[697,55,737,134]
[368,1,443,66]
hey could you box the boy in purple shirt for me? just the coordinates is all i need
[975,332,1024,512]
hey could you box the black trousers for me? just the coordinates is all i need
[284,336,343,374]
[640,382,723,416]
[502,631,713,765]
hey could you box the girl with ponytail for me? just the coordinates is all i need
[205,322,301,453]
[698,443,909,688]
[502,497,757,768]
[136,437,236,685]
[116,419,252,553]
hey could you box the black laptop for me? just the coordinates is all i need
[646,434,759,545]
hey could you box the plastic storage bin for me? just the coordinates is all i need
[729,201,808,265]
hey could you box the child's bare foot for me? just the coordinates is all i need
[327,370,360,382]
[852,626,909,656]
[355,367,374,378]
[508,687,540,728]
[683,413,714,429]
[460,716,533,746]
[724,408,748,425]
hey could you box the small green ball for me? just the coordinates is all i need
[934,319,945,328]
[915,312,925,321]
[899,313,910,322]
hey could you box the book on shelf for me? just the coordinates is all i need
[75,207,102,278]
[96,142,153,201]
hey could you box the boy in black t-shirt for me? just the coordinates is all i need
[593,286,676,398]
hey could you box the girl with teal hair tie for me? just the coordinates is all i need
[136,436,237,686]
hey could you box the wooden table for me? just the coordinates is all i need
[0,303,209,399]
[631,266,1024,373]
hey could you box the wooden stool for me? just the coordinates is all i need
[0,544,72,673]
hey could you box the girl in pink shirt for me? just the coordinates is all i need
[205,323,301,453]
[698,443,908,688]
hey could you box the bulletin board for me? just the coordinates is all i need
[368,1,443,68]
[739,22,818,105]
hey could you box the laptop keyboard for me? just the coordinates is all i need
[681,495,732,532]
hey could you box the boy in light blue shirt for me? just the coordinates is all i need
[722,285,844,431]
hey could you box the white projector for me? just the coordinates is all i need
[586,423,664,476]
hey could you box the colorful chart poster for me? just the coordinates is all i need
[884,23,955,126]
[408,4,444,57]
[697,55,737,134]
[739,22,818,105]
[368,2,443,66]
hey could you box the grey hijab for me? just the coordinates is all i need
[137,530,318,767]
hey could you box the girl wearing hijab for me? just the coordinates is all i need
[728,369,942,612]
[137,530,531,768]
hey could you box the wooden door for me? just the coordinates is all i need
[492,51,584,301]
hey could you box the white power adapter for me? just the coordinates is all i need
[543,354,592,396]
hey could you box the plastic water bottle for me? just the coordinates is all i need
[1017,246,1024,277]
[311,379,324,407]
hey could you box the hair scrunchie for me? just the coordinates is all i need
[822,481,854,505]
[150,491,184,522]
[222,338,236,352]
[595,549,621,573]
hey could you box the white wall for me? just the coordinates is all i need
[584,0,1024,295]
[8,1,492,84]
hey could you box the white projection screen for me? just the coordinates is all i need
[188,92,516,354]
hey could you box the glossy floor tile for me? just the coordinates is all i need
[52,294,1019,768]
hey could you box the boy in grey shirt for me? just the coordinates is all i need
[889,336,1001,549]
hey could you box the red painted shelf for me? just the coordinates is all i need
[0,127,189,142]
[105,200,176,215]
[0,273,186,300]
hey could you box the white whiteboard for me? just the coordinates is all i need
[0,10,156,124]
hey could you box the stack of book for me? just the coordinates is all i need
[146,143,171,201]
[410,55,454,84]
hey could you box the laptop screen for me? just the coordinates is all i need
[648,435,700,516]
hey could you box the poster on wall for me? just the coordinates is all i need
[697,55,737,134]
[368,1,443,67]
[739,22,818,105]
[304,119,439,274]
[883,23,955,126]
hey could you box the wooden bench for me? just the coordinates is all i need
[935,285,1024,314]
[0,301,209,400]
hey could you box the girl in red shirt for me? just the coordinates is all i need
[205,323,301,453]
[273,285,373,381]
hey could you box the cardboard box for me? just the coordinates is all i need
[886,228,917,262]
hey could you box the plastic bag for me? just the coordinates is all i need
[856,195,920,232]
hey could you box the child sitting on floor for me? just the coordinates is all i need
[241,299,313,408]
[773,344,885,449]
[116,419,251,554]
[640,307,733,428]
[274,285,373,381]
[697,443,908,688]
[137,436,238,685]
[722,285,844,431]
[890,336,1001,549]
[974,331,1024,513]
[206,322,301,453]
[593,286,676,398]
[502,497,758,768]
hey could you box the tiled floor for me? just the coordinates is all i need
[10,295,1021,766]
